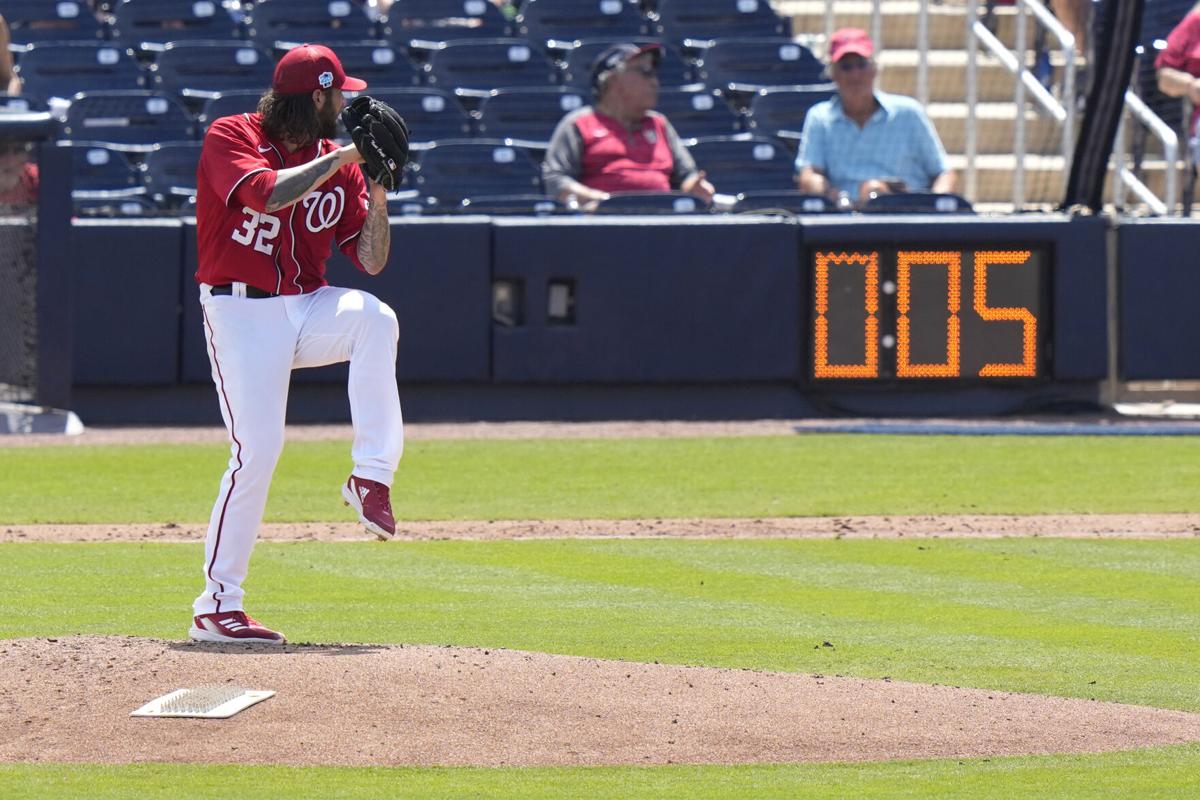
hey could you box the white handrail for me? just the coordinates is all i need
[917,0,929,106]
[1115,88,1180,214]
[966,0,979,201]
[1021,0,1076,158]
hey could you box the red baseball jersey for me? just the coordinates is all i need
[195,112,369,294]
[575,110,674,193]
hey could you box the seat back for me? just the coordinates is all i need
[733,190,838,214]
[333,42,423,88]
[143,141,204,205]
[687,135,795,192]
[0,94,47,113]
[386,0,511,43]
[746,85,835,138]
[653,87,741,139]
[75,194,160,217]
[860,192,975,214]
[151,41,274,98]
[64,90,195,147]
[517,0,646,48]
[410,139,542,202]
[15,42,143,99]
[698,37,823,90]
[362,88,473,143]
[425,38,559,92]
[249,0,376,47]
[476,87,588,142]
[560,37,694,88]
[5,0,107,45]
[594,190,705,214]
[111,0,245,47]
[66,144,145,193]
[198,90,263,131]
[654,0,785,44]
[458,193,562,215]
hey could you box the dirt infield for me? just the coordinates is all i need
[3,636,1199,767]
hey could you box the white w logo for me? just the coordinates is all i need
[302,187,345,233]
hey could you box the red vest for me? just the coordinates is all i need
[575,110,674,193]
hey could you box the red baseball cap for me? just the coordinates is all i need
[829,28,874,62]
[272,44,367,95]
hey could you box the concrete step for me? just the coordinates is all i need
[877,50,1019,103]
[929,102,1065,155]
[945,153,1181,204]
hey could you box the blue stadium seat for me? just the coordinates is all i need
[409,139,542,202]
[654,87,742,139]
[860,192,975,214]
[15,42,144,100]
[249,0,377,48]
[143,141,203,208]
[458,193,563,215]
[5,1,108,46]
[593,190,706,214]
[65,144,146,194]
[687,135,796,192]
[423,38,560,93]
[654,0,786,45]
[0,94,47,113]
[746,85,835,141]
[386,193,440,216]
[697,38,824,91]
[150,41,274,99]
[560,38,695,89]
[63,90,195,148]
[111,0,247,48]
[384,0,511,44]
[733,190,839,214]
[198,90,263,131]
[359,88,473,143]
[475,87,588,142]
[75,195,161,217]
[332,42,422,88]
[517,0,647,49]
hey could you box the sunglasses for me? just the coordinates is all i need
[835,58,873,72]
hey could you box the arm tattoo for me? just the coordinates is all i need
[356,194,391,274]
[264,152,342,213]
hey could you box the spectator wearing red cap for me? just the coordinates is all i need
[543,42,715,211]
[796,28,956,207]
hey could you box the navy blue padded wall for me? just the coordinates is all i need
[491,218,799,382]
[1118,219,1200,379]
[179,219,492,383]
[71,220,183,385]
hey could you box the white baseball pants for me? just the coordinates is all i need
[193,283,404,616]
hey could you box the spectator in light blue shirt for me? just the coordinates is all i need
[796,28,956,207]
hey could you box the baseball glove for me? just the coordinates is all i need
[340,96,410,192]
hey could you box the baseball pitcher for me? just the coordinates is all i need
[190,44,410,645]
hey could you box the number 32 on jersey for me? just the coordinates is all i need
[231,207,280,256]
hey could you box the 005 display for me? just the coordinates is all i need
[809,246,1048,382]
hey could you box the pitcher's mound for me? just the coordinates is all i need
[2,636,1198,766]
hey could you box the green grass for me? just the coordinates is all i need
[3,435,1200,523]
[4,745,1200,800]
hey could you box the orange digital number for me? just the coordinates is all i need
[814,251,879,378]
[896,250,961,378]
[974,250,1037,377]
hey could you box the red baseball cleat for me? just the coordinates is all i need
[342,474,396,540]
[189,611,286,645]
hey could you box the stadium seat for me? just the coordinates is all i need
[593,190,706,213]
[517,0,647,49]
[423,38,560,93]
[110,0,247,49]
[65,144,146,194]
[14,42,144,100]
[361,88,473,143]
[733,190,839,214]
[560,38,695,89]
[249,0,377,48]
[74,195,160,217]
[458,193,563,215]
[198,90,262,131]
[4,1,108,46]
[385,0,511,44]
[332,42,422,89]
[150,41,274,100]
[860,192,975,214]
[409,139,542,202]
[696,38,824,92]
[475,87,588,142]
[0,94,47,113]
[687,135,796,193]
[386,193,440,215]
[63,90,195,148]
[142,141,203,208]
[654,87,742,139]
[654,0,786,46]
[745,85,835,141]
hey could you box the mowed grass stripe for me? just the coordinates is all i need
[3,745,1200,799]
[2,539,1196,711]
[4,435,1200,523]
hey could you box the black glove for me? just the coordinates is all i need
[340,95,410,192]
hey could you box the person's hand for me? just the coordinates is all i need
[681,170,715,204]
[1189,77,1200,106]
[580,192,609,213]
[858,178,893,204]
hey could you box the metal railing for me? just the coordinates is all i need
[1112,90,1180,216]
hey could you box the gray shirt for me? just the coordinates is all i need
[542,106,699,197]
